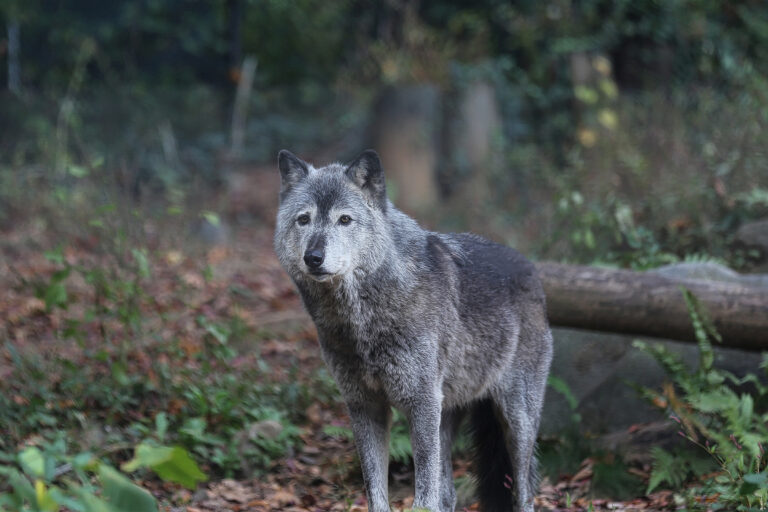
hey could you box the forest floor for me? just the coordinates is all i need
[0,220,687,511]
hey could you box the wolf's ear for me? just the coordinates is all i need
[278,150,309,199]
[345,150,387,210]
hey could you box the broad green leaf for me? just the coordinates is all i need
[19,447,45,478]
[121,444,173,472]
[740,472,767,496]
[744,472,768,486]
[121,443,206,489]
[98,465,157,512]
[35,480,58,511]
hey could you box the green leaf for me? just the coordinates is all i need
[68,164,89,178]
[72,452,95,470]
[201,211,220,227]
[73,487,113,512]
[43,279,68,310]
[43,247,65,265]
[34,480,58,511]
[739,394,754,425]
[98,465,157,512]
[740,472,767,496]
[548,375,579,411]
[7,468,36,503]
[574,85,599,104]
[694,389,738,413]
[131,249,151,279]
[19,447,45,478]
[48,487,87,512]
[154,413,168,442]
[744,472,767,486]
[121,443,206,489]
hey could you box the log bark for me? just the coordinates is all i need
[535,262,768,351]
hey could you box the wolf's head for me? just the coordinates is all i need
[273,150,391,284]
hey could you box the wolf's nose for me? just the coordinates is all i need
[304,249,325,269]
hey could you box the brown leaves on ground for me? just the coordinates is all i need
[0,222,683,511]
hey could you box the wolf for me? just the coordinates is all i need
[273,149,553,512]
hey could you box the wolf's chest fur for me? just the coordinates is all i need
[300,273,441,399]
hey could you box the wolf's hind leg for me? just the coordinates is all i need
[439,408,462,512]
[491,329,552,512]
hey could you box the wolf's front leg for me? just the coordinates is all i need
[347,400,392,512]
[407,394,442,511]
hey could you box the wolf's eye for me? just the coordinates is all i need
[297,214,310,225]
[338,215,352,225]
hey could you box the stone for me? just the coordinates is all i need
[736,218,768,253]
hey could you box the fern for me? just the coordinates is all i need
[389,409,413,464]
[636,289,768,509]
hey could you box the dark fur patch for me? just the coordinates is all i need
[471,399,515,512]
[311,178,343,222]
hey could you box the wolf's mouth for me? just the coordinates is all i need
[307,271,335,282]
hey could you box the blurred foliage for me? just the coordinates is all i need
[0,437,205,512]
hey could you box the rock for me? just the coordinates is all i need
[541,327,760,435]
[247,419,283,440]
[736,218,768,252]
[194,217,231,246]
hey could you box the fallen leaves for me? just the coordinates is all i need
[1,223,692,512]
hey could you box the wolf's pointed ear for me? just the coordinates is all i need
[278,150,309,199]
[345,150,387,210]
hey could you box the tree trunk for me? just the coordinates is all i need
[230,56,257,159]
[7,21,21,94]
[535,262,768,351]
[370,85,440,216]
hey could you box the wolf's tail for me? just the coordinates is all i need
[470,398,515,511]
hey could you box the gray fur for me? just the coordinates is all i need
[274,150,553,512]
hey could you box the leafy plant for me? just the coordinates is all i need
[0,437,205,512]
[539,376,591,481]
[540,376,642,498]
[636,288,768,510]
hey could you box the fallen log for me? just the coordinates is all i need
[535,262,768,351]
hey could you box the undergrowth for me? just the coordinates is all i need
[0,206,335,488]
[636,288,768,510]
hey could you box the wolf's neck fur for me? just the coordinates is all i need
[339,206,423,299]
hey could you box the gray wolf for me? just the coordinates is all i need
[273,149,553,512]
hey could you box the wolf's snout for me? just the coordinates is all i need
[304,248,325,269]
